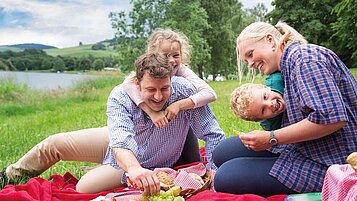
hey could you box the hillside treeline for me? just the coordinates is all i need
[0,49,117,72]
[111,0,356,79]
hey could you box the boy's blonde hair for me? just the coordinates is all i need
[146,28,191,65]
[230,83,266,121]
[235,21,308,81]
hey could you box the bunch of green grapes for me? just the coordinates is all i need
[145,190,184,201]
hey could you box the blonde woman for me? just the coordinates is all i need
[213,21,357,196]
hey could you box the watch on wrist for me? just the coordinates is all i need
[269,131,278,146]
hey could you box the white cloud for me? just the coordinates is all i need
[0,0,272,48]
[0,0,132,48]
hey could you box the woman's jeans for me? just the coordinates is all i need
[212,136,296,197]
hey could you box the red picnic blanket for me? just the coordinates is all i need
[0,171,287,201]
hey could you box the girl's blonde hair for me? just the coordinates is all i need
[230,83,265,122]
[236,22,307,80]
[146,28,192,65]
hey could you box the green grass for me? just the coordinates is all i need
[44,44,114,57]
[350,67,357,78]
[0,75,123,184]
[0,68,356,187]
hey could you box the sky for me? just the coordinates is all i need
[0,0,273,48]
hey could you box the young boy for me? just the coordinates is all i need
[230,71,285,131]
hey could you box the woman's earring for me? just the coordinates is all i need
[272,48,276,52]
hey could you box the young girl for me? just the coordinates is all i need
[123,28,217,128]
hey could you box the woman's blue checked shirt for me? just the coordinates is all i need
[270,42,357,193]
[103,76,225,175]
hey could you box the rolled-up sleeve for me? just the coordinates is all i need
[294,60,349,124]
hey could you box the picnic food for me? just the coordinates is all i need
[347,152,357,172]
[168,186,182,196]
[140,190,184,201]
[188,173,205,185]
[157,171,174,190]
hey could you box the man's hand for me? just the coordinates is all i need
[239,130,271,151]
[127,166,160,196]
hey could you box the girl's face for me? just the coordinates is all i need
[238,35,280,75]
[158,40,182,75]
[248,86,285,121]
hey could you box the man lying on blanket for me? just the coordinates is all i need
[76,53,225,195]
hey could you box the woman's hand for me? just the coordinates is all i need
[239,130,271,151]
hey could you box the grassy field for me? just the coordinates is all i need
[44,44,114,57]
[0,68,356,187]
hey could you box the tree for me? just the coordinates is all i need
[163,0,210,78]
[267,0,339,48]
[78,57,91,71]
[110,0,211,74]
[201,0,245,79]
[41,57,53,70]
[63,57,77,71]
[103,56,115,68]
[93,58,105,70]
[331,0,357,68]
[109,0,167,73]
[10,57,31,71]
[0,59,9,71]
[267,0,354,68]
[52,57,66,72]
[92,43,106,50]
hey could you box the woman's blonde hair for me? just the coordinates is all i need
[146,28,192,65]
[230,83,265,121]
[236,22,307,80]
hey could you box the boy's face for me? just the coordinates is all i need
[248,86,285,121]
[137,71,171,112]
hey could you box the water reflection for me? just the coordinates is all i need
[0,71,98,90]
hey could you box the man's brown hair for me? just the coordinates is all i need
[135,53,172,82]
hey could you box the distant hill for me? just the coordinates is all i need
[44,44,114,58]
[9,43,57,49]
[0,39,116,58]
[0,43,57,52]
[0,46,22,52]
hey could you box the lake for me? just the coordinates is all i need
[0,71,98,90]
